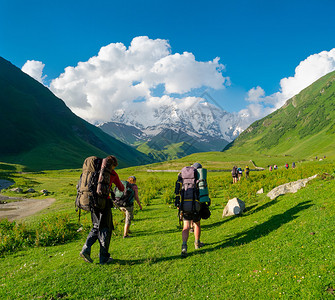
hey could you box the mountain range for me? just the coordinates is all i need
[1,55,335,171]
[0,57,152,170]
[98,98,245,160]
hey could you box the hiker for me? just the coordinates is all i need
[274,165,278,170]
[232,166,238,183]
[285,163,289,169]
[118,176,142,238]
[245,165,250,178]
[292,162,296,169]
[175,162,211,257]
[237,167,243,180]
[80,155,124,265]
[269,165,273,171]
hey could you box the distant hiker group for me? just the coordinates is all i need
[232,165,249,183]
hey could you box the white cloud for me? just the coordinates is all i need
[242,48,335,124]
[21,60,47,84]
[49,36,228,123]
[279,48,335,106]
[246,86,265,102]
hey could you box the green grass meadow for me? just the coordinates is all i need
[0,158,335,299]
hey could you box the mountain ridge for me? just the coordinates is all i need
[224,69,335,159]
[0,57,153,170]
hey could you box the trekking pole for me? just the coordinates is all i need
[178,209,183,229]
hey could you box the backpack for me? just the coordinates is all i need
[176,166,199,214]
[113,180,135,207]
[196,168,210,203]
[232,166,238,176]
[75,156,112,214]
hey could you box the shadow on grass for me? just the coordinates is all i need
[244,199,278,216]
[110,201,313,266]
[197,200,313,253]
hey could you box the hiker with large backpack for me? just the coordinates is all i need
[77,155,124,265]
[237,167,243,180]
[174,162,211,257]
[245,165,250,178]
[113,175,142,238]
[232,166,238,183]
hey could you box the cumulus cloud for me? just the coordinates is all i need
[22,60,47,84]
[242,48,335,124]
[49,36,228,123]
[246,86,265,102]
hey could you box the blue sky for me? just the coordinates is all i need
[1,0,335,118]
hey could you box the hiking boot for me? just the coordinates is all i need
[123,235,132,239]
[79,251,93,263]
[194,242,204,249]
[181,244,187,257]
[100,257,113,265]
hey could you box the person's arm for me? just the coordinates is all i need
[132,185,142,210]
[110,171,125,192]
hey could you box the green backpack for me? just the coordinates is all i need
[113,180,135,207]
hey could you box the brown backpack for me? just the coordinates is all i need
[75,156,112,213]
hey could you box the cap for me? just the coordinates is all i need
[192,162,202,169]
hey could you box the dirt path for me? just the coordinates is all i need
[0,196,56,222]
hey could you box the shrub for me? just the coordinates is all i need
[0,214,78,255]
[161,188,175,205]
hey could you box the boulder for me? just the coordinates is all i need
[40,189,49,195]
[222,198,245,217]
[26,188,36,193]
[267,174,318,200]
[10,187,23,193]
[256,188,264,194]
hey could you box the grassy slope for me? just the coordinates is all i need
[1,159,335,299]
[226,70,335,161]
[0,57,152,171]
[137,141,200,162]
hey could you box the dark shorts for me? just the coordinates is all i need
[183,211,201,223]
[182,200,201,222]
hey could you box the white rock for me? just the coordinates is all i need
[10,187,23,193]
[256,188,264,194]
[222,198,245,217]
[267,175,318,200]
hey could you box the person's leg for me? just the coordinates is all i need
[123,206,133,237]
[194,220,203,248]
[181,219,191,256]
[193,221,201,242]
[80,211,100,262]
[98,204,113,264]
[182,220,191,243]
[124,223,130,237]
[98,226,112,263]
